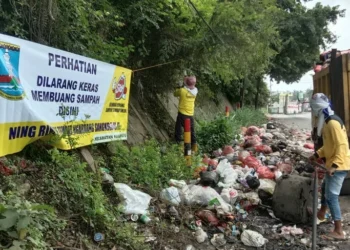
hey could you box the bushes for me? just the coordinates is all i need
[197,107,267,154]
[0,190,65,249]
[109,139,197,191]
[196,116,233,154]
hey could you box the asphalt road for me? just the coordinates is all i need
[270,112,312,131]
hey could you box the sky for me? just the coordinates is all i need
[269,0,350,92]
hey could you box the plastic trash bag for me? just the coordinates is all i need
[241,230,268,247]
[200,171,219,187]
[246,175,260,189]
[255,145,272,154]
[257,166,275,179]
[304,143,314,149]
[281,225,304,235]
[274,170,282,180]
[277,163,293,174]
[216,159,243,186]
[241,192,261,205]
[258,179,276,195]
[223,146,235,156]
[185,185,232,213]
[243,156,262,170]
[260,133,274,140]
[221,188,239,205]
[114,183,152,215]
[243,135,262,148]
[160,187,181,206]
[169,179,187,189]
[246,126,260,136]
[238,151,251,161]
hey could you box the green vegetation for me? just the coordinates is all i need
[197,108,267,154]
[0,0,345,248]
[0,141,192,249]
[0,0,343,107]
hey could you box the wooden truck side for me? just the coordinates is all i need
[313,49,350,195]
[312,49,350,137]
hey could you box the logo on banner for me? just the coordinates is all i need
[112,73,127,100]
[0,41,25,100]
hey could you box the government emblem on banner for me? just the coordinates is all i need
[0,41,25,100]
[112,73,127,100]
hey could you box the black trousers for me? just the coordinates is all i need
[175,112,196,144]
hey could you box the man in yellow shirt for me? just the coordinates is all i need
[309,93,350,240]
[174,76,198,152]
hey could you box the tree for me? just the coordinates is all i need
[269,1,345,83]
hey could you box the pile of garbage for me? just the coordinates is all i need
[108,122,321,249]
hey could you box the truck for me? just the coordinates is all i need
[313,49,350,195]
[313,49,350,135]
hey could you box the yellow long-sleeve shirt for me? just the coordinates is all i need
[317,119,350,171]
[174,87,197,116]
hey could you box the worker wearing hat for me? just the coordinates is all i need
[174,76,198,152]
[309,93,350,240]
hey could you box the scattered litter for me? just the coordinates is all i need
[193,227,208,243]
[109,122,317,249]
[300,238,311,248]
[93,232,104,242]
[160,187,181,206]
[210,233,227,247]
[281,225,304,235]
[196,210,219,226]
[258,179,276,194]
[114,183,152,215]
[241,230,268,247]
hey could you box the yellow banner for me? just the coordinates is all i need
[0,34,132,157]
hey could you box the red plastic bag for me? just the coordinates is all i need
[243,135,262,148]
[196,210,220,226]
[304,143,314,149]
[223,146,235,156]
[208,159,218,167]
[257,166,275,179]
[255,145,272,154]
[202,155,218,167]
[246,126,260,136]
[277,163,292,174]
[243,156,262,170]
[238,151,251,161]
[241,127,248,135]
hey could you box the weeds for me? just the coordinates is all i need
[197,107,267,154]
[0,191,65,250]
[108,139,198,191]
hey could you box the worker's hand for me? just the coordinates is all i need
[327,164,338,176]
[327,167,336,176]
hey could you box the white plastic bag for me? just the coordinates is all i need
[114,183,152,215]
[241,230,268,247]
[221,188,239,205]
[185,185,232,213]
[241,192,260,205]
[160,187,181,206]
[169,179,187,189]
[216,159,243,186]
[258,179,276,195]
[275,170,282,180]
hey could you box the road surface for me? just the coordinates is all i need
[270,112,312,130]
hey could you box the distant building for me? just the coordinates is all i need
[268,92,302,114]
